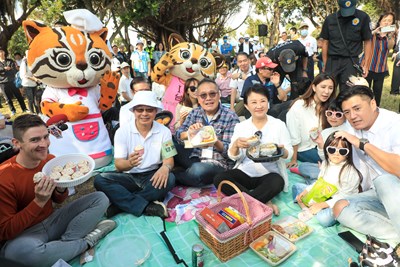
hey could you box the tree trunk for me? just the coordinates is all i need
[268,0,280,48]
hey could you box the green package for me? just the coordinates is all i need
[301,178,338,206]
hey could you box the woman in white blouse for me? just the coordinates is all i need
[214,84,293,215]
[286,73,336,168]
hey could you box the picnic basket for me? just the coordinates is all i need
[195,180,273,262]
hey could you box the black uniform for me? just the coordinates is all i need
[267,40,309,98]
[321,10,372,91]
[391,42,400,95]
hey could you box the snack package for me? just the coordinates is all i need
[301,178,338,206]
[188,126,217,148]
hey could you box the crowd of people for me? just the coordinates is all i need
[1,0,400,266]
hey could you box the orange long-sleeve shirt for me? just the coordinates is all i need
[0,155,68,242]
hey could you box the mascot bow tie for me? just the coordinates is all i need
[68,88,88,97]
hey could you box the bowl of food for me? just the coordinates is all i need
[247,145,260,158]
[271,216,313,242]
[247,143,283,162]
[41,153,95,187]
[188,126,217,148]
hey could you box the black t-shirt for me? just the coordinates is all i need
[0,59,16,84]
[320,10,372,57]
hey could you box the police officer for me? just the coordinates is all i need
[321,0,372,91]
[266,40,310,99]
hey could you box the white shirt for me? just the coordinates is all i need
[243,42,250,54]
[306,161,361,208]
[118,74,133,102]
[299,36,317,57]
[286,99,320,152]
[347,108,400,190]
[229,67,255,100]
[228,116,293,192]
[114,121,172,173]
[19,58,36,87]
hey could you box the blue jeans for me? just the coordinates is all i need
[336,174,400,240]
[94,169,175,216]
[0,192,109,267]
[174,162,226,187]
[292,183,336,227]
[298,162,319,183]
[298,147,320,163]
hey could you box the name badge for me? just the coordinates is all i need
[201,147,213,159]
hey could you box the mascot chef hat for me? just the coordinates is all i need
[63,9,104,32]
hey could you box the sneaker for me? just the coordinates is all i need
[105,204,122,218]
[84,219,116,248]
[143,201,168,218]
[366,235,394,254]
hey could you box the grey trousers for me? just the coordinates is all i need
[1,191,109,267]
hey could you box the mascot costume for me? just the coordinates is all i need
[23,9,119,169]
[151,34,224,131]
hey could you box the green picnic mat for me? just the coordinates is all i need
[69,169,361,266]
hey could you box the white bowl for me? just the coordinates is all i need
[42,153,95,188]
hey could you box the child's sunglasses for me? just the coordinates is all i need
[326,146,349,156]
[325,110,344,119]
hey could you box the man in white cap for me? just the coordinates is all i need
[320,0,372,91]
[252,36,264,58]
[130,40,151,79]
[238,34,254,55]
[298,21,317,81]
[94,91,176,218]
[118,62,133,106]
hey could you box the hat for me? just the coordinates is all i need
[244,34,250,38]
[120,62,130,69]
[129,91,162,112]
[253,36,259,41]
[278,49,296,73]
[255,57,278,69]
[338,0,357,17]
[299,22,309,29]
[223,36,228,39]
[136,40,144,45]
[63,9,103,33]
[219,63,228,69]
[238,36,244,40]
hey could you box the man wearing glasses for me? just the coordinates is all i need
[241,57,290,120]
[94,91,177,219]
[174,79,239,187]
[333,86,400,243]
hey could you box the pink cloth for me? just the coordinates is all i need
[161,76,185,132]
[215,73,232,97]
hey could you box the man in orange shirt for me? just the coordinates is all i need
[0,114,116,267]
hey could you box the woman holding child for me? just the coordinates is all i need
[214,84,293,215]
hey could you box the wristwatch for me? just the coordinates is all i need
[359,138,369,151]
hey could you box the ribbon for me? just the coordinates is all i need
[68,88,88,97]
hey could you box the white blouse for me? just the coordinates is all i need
[228,115,293,192]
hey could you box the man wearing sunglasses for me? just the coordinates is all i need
[333,85,400,242]
[95,91,176,219]
[174,79,239,187]
[241,57,291,120]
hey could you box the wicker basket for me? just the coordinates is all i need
[195,180,273,262]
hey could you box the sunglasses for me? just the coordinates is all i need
[198,91,218,100]
[325,110,344,119]
[189,86,197,92]
[134,107,157,113]
[326,146,349,156]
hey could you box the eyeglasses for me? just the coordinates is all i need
[326,146,349,156]
[134,107,157,113]
[260,67,274,71]
[189,86,197,92]
[325,110,344,119]
[198,91,218,100]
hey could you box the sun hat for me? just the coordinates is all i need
[120,62,130,69]
[129,91,162,112]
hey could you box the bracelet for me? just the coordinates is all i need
[163,164,173,171]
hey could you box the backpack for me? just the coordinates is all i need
[14,71,22,88]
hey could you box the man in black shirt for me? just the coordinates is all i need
[266,40,309,98]
[0,49,27,115]
[320,0,372,91]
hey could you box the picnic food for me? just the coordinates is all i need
[272,216,313,242]
[251,233,295,264]
[260,143,277,157]
[47,160,91,181]
[189,126,217,147]
[248,145,259,158]
[134,145,145,156]
[33,172,46,183]
[247,135,260,146]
